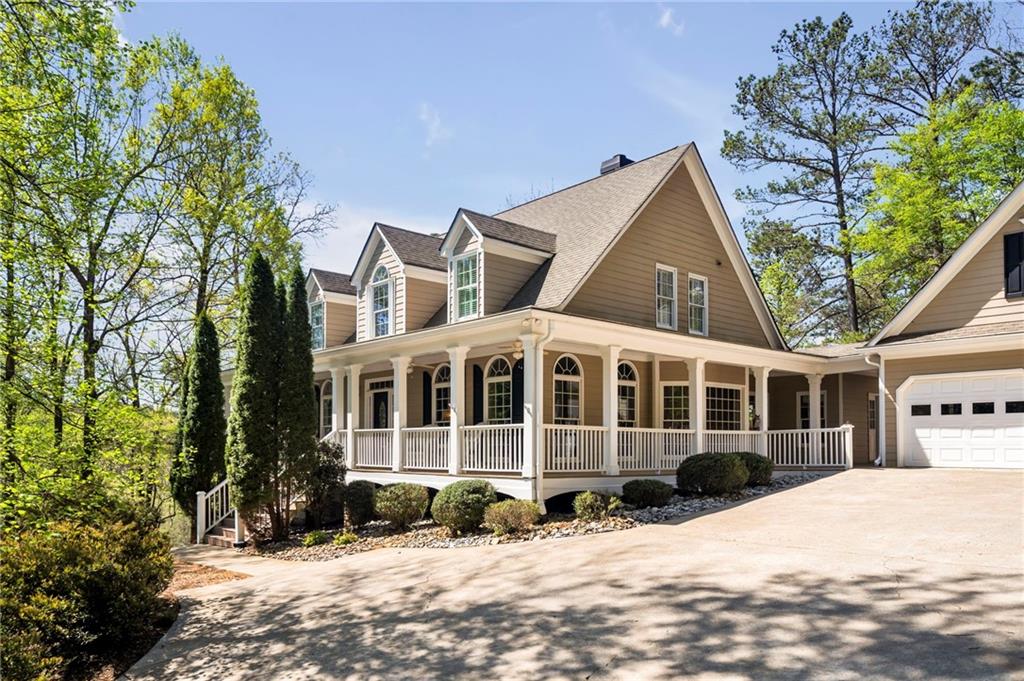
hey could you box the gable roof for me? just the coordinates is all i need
[867,179,1024,347]
[375,224,446,271]
[308,268,356,296]
[458,209,557,253]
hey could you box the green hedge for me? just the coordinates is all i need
[733,451,774,486]
[345,480,376,527]
[621,479,674,508]
[374,483,429,530]
[483,500,541,536]
[573,491,621,521]
[431,480,497,534]
[676,452,749,495]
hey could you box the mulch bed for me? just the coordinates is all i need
[249,472,826,562]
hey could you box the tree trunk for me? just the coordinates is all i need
[81,277,99,473]
[831,149,860,334]
[2,179,16,466]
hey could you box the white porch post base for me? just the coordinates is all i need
[754,366,770,456]
[346,364,362,469]
[448,346,469,476]
[602,345,621,476]
[392,356,410,472]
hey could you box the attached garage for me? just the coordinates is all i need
[897,369,1024,469]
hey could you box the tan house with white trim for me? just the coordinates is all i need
[215,144,1022,532]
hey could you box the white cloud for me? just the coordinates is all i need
[417,102,454,150]
[634,56,731,136]
[657,5,685,37]
[300,201,446,273]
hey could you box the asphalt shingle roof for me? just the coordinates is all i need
[459,209,557,253]
[309,268,356,295]
[877,320,1024,346]
[495,145,689,309]
[377,224,447,271]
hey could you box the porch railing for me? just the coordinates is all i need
[618,428,697,472]
[462,423,524,473]
[402,426,449,470]
[354,428,392,468]
[195,478,237,545]
[704,430,763,454]
[766,426,852,468]
[544,425,607,472]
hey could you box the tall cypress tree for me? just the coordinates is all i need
[278,265,318,490]
[171,313,227,530]
[226,251,279,514]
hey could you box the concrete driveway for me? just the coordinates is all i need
[128,469,1024,680]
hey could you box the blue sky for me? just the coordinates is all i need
[121,2,900,273]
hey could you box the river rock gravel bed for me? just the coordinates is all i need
[248,472,827,562]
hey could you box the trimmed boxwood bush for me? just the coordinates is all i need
[484,499,541,535]
[676,452,749,495]
[622,479,674,508]
[733,451,774,486]
[573,491,621,521]
[302,529,329,546]
[374,483,429,529]
[345,480,376,527]
[431,480,497,534]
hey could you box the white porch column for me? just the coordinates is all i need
[329,368,340,434]
[652,356,662,428]
[687,357,706,452]
[601,345,621,475]
[520,334,538,478]
[533,336,551,511]
[391,356,411,472]
[754,366,770,456]
[345,364,362,469]
[807,373,823,464]
[447,346,469,476]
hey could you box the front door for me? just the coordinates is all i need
[371,390,390,429]
[867,393,878,461]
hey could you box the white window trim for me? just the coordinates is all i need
[452,252,482,321]
[688,273,709,336]
[796,390,829,429]
[617,360,639,428]
[319,380,333,437]
[363,377,394,429]
[433,363,451,425]
[704,381,744,431]
[369,267,393,339]
[661,381,691,430]
[655,264,678,331]
[309,301,325,350]
[552,353,584,426]
[484,355,513,424]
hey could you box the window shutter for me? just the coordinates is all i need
[472,365,484,424]
[1005,232,1024,298]
[512,359,524,424]
[422,371,432,425]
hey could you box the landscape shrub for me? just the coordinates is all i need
[621,479,675,508]
[431,480,498,534]
[302,530,329,547]
[573,491,621,521]
[0,505,173,680]
[305,440,347,529]
[374,483,429,530]
[483,499,541,535]
[733,451,774,486]
[676,452,749,495]
[332,531,359,546]
[345,480,376,527]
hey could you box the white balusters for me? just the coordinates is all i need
[402,427,449,470]
[354,429,392,468]
[461,424,524,473]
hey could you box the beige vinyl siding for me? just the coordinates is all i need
[355,241,404,341]
[883,350,1023,466]
[904,210,1024,334]
[453,229,479,256]
[405,277,446,331]
[841,373,876,466]
[324,301,355,347]
[484,253,538,314]
[767,374,841,431]
[564,165,770,348]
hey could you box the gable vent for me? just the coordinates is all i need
[600,154,633,175]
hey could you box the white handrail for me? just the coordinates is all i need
[196,478,232,544]
[461,423,524,472]
[544,425,607,472]
[618,427,696,472]
[354,428,392,468]
[766,425,853,468]
[402,426,449,470]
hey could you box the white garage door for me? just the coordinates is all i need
[900,370,1024,469]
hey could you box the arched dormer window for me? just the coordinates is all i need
[370,265,391,337]
[433,364,451,425]
[553,355,582,425]
[617,361,638,428]
[485,356,512,424]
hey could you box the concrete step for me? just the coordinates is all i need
[205,533,235,549]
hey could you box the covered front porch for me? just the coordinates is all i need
[312,310,861,504]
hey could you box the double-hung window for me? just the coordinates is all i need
[662,384,690,429]
[485,357,512,424]
[706,386,741,430]
[309,301,324,350]
[798,392,828,429]
[370,266,391,337]
[454,254,479,320]
[655,265,677,330]
[688,274,708,336]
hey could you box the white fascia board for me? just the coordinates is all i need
[483,238,551,264]
[322,291,356,304]
[350,225,386,286]
[868,180,1024,346]
[439,210,483,257]
[405,265,447,284]
[870,333,1024,359]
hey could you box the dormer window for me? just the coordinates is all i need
[370,265,392,337]
[454,253,480,320]
[309,301,324,350]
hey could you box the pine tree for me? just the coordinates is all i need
[170,313,227,532]
[226,251,279,515]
